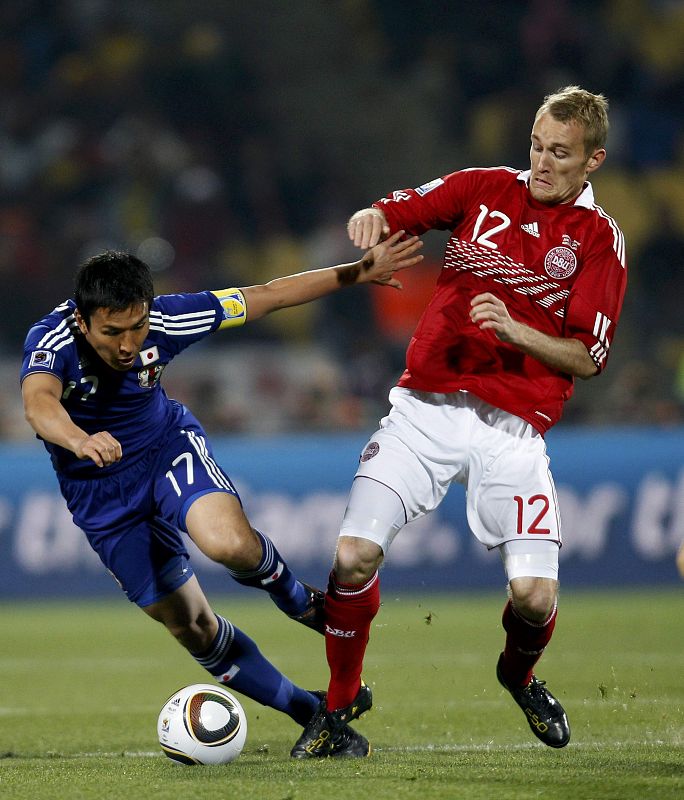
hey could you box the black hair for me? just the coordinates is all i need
[74,251,154,326]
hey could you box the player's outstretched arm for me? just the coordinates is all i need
[22,372,122,467]
[240,230,422,322]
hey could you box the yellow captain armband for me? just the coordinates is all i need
[213,288,247,329]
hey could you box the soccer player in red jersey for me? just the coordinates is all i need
[292,86,627,757]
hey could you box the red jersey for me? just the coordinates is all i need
[374,167,627,434]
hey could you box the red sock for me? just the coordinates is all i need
[324,570,380,711]
[500,599,557,687]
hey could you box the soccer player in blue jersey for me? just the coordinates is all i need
[20,232,422,757]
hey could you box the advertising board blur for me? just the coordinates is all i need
[0,428,681,599]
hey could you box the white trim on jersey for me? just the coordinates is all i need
[150,308,216,322]
[538,290,570,307]
[37,315,76,351]
[516,170,596,209]
[594,205,626,267]
[185,430,235,491]
[53,335,76,352]
[464,165,521,176]
[149,308,216,336]
[148,324,214,336]
[592,311,612,342]
[590,341,608,366]
[590,312,612,366]
[573,182,595,209]
[148,323,214,335]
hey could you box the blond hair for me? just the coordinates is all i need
[535,86,609,155]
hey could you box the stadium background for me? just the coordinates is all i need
[0,0,682,597]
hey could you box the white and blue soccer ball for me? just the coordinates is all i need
[158,683,247,765]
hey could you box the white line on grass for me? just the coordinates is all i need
[377,739,679,753]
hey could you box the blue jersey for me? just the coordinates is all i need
[20,289,246,479]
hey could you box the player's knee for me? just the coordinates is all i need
[186,494,261,570]
[334,536,383,585]
[199,532,237,566]
[199,526,259,571]
[510,577,557,623]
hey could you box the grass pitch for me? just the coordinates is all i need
[0,588,682,799]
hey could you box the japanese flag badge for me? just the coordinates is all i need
[140,346,159,365]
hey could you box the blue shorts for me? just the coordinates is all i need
[58,410,239,607]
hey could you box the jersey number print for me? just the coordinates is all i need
[514,494,551,535]
[471,205,511,250]
[166,452,195,496]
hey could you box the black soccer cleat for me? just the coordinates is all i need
[309,690,371,758]
[291,684,373,759]
[288,583,325,635]
[496,653,570,748]
[329,725,371,758]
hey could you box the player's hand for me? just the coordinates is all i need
[74,431,123,467]
[359,230,423,289]
[347,208,391,249]
[469,292,521,342]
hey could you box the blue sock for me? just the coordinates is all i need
[227,530,309,616]
[191,615,318,726]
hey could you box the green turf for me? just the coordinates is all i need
[1,589,682,799]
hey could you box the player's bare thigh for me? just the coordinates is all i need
[185,492,262,570]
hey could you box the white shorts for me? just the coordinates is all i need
[350,387,562,552]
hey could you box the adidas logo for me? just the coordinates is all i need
[521,221,540,237]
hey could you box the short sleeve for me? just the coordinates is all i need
[373,170,473,235]
[20,319,73,386]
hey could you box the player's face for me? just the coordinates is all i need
[76,303,150,371]
[529,112,605,204]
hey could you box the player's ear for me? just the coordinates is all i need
[585,148,606,175]
[74,309,89,335]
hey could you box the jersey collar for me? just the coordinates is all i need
[517,169,595,209]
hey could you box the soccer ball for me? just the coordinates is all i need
[157,683,247,765]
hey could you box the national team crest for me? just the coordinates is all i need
[544,246,577,279]
[138,363,165,388]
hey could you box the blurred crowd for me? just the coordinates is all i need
[1,0,683,441]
